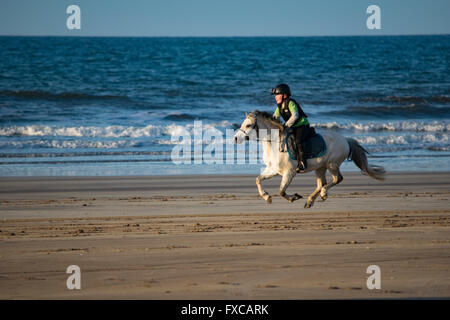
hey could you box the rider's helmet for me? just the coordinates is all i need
[270,83,291,97]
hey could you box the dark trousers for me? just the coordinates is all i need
[293,125,309,156]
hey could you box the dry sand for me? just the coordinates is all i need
[0,171,449,299]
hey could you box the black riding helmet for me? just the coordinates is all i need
[270,83,291,97]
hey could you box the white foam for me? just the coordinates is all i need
[313,120,449,132]
[0,140,138,149]
[353,133,448,145]
[0,121,234,138]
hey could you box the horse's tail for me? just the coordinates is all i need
[346,138,386,181]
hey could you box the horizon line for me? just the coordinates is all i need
[0,33,449,38]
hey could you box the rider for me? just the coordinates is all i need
[271,83,310,172]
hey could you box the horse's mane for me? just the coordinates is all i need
[249,109,284,130]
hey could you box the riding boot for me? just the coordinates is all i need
[296,145,307,172]
[294,126,307,172]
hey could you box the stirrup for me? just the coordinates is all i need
[296,161,306,173]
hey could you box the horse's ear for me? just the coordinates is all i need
[245,112,248,117]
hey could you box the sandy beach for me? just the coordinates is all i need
[0,171,449,299]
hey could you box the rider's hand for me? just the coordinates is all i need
[284,126,293,134]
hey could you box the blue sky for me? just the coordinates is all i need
[0,0,449,36]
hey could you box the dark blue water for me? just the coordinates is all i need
[0,36,449,175]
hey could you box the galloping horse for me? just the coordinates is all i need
[233,110,385,208]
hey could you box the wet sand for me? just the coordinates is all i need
[0,172,449,299]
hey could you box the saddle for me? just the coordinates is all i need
[284,128,327,161]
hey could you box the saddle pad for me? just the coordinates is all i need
[286,133,327,160]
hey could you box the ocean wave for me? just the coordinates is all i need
[0,121,234,138]
[430,95,450,103]
[0,90,130,102]
[320,104,450,118]
[427,146,450,152]
[0,151,171,158]
[352,133,448,146]
[0,124,163,138]
[0,159,173,165]
[163,113,200,121]
[0,121,447,147]
[0,140,138,149]
[313,120,449,132]
[359,95,450,104]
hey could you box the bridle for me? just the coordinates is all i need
[237,121,278,143]
[238,122,259,139]
[235,115,289,153]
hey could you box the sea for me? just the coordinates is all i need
[0,35,449,176]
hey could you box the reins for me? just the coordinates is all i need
[238,119,285,144]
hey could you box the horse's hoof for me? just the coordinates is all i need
[304,202,311,209]
[320,189,328,201]
[289,193,302,203]
[266,196,272,204]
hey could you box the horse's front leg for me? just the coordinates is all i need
[305,167,327,208]
[279,170,302,203]
[256,170,277,204]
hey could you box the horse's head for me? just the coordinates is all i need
[234,111,258,144]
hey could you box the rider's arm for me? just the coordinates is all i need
[285,101,299,127]
[273,106,281,120]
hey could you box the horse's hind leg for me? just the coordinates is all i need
[279,171,302,203]
[256,171,277,204]
[320,166,343,201]
[305,167,327,208]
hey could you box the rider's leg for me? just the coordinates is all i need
[295,126,308,171]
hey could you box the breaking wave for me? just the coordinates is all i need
[313,120,449,132]
[0,121,233,138]
[352,133,448,146]
[319,105,450,119]
[0,139,139,149]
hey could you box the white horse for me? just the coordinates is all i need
[233,110,386,208]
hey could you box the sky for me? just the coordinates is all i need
[0,0,449,37]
